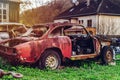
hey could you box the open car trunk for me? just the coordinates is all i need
[0,38,29,47]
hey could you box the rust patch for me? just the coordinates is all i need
[29,42,37,60]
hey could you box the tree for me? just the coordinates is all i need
[20,0,73,26]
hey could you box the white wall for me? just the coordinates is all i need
[70,18,78,23]
[54,15,120,35]
[98,15,120,35]
[78,15,98,27]
[54,19,69,23]
[54,15,98,28]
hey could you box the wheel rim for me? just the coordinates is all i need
[106,51,112,62]
[45,54,58,69]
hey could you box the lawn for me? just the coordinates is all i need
[0,55,120,80]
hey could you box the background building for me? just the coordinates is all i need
[0,0,20,22]
[55,0,120,35]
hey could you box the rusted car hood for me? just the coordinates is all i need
[0,36,38,47]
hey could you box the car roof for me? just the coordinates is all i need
[33,22,84,28]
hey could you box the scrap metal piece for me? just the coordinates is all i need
[8,71,23,78]
[0,69,4,78]
[0,69,23,78]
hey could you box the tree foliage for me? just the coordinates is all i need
[20,0,73,26]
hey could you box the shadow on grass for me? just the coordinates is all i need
[62,58,100,69]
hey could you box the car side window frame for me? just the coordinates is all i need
[48,26,65,37]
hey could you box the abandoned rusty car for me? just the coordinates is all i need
[0,23,114,69]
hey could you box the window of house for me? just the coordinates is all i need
[87,19,92,27]
[79,20,84,25]
[0,3,9,22]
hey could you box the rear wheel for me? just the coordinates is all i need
[101,46,113,65]
[38,50,61,70]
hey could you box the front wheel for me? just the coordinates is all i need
[101,46,113,65]
[38,50,61,70]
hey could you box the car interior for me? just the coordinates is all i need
[62,25,95,55]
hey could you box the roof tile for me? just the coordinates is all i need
[55,0,120,19]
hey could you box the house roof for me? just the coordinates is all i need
[55,0,120,19]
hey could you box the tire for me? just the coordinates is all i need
[101,46,113,65]
[38,50,61,70]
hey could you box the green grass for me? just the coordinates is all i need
[116,54,120,60]
[0,55,120,80]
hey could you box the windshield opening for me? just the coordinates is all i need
[64,25,87,36]
[22,25,49,37]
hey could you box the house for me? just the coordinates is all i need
[0,0,20,22]
[54,0,120,35]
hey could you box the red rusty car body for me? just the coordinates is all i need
[0,23,113,69]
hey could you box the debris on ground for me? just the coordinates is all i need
[0,69,23,78]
